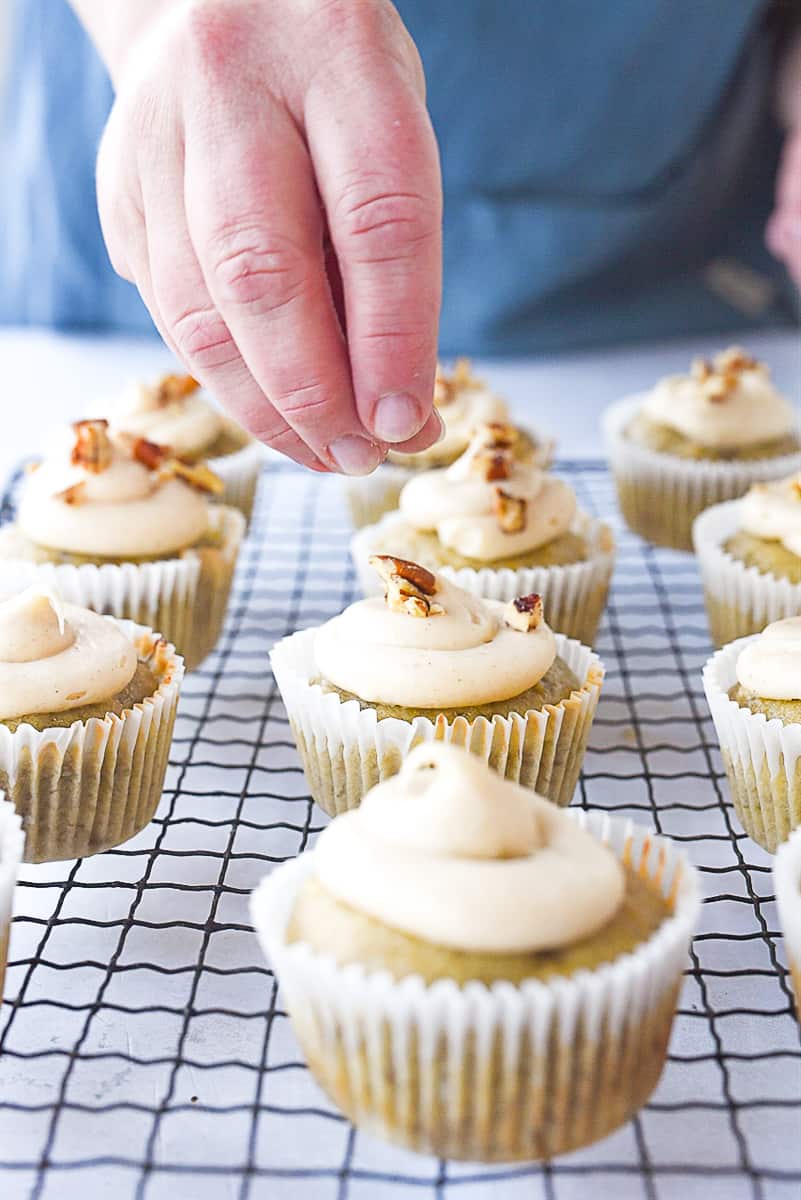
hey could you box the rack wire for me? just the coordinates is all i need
[0,458,799,1200]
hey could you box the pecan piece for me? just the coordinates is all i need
[493,487,527,533]
[55,482,86,506]
[369,555,443,617]
[470,448,512,482]
[131,436,170,470]
[792,476,801,502]
[160,458,224,495]
[434,357,478,407]
[504,593,544,632]
[702,373,737,403]
[713,346,757,375]
[155,373,200,406]
[71,419,113,474]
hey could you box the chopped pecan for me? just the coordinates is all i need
[155,373,200,406]
[369,554,443,617]
[504,593,544,633]
[56,482,86,506]
[713,346,757,374]
[71,419,113,474]
[434,357,478,407]
[470,448,512,482]
[160,458,224,495]
[480,421,518,450]
[493,487,527,533]
[702,373,737,403]
[792,476,801,501]
[131,436,170,470]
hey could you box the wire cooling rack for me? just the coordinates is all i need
[0,458,799,1200]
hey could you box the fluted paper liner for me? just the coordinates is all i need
[351,510,615,645]
[0,621,184,863]
[270,627,603,817]
[774,827,801,1021]
[250,812,700,1161]
[693,500,801,647]
[209,429,265,522]
[604,396,801,552]
[703,637,801,852]
[0,507,244,671]
[0,797,24,1000]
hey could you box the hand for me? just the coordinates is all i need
[766,125,801,289]
[95,0,443,473]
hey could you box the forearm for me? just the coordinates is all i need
[68,0,182,83]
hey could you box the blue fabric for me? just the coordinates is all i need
[0,0,795,352]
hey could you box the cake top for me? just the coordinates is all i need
[18,420,222,559]
[736,617,801,702]
[399,421,577,561]
[388,359,510,467]
[110,372,226,459]
[641,347,795,450]
[315,555,557,708]
[312,743,625,954]
[0,586,137,721]
[739,473,801,559]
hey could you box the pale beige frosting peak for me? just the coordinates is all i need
[112,379,223,457]
[315,570,556,707]
[388,361,508,467]
[314,744,625,953]
[0,587,137,721]
[740,474,801,558]
[642,348,795,449]
[18,433,210,559]
[399,437,576,561]
[737,617,801,701]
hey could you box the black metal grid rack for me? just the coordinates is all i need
[0,459,799,1200]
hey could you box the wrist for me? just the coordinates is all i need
[69,0,183,86]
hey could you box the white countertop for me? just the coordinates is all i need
[1,325,798,474]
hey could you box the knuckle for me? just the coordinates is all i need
[336,187,439,262]
[169,304,237,370]
[206,225,310,313]
[183,0,246,70]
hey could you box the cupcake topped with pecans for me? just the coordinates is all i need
[107,370,263,518]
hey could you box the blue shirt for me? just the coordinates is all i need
[0,0,795,353]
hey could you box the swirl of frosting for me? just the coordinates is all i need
[0,587,137,721]
[641,347,795,450]
[316,564,556,707]
[736,617,801,701]
[111,374,224,458]
[314,744,625,953]
[739,474,801,558]
[17,423,212,558]
[399,430,576,561]
[389,360,508,467]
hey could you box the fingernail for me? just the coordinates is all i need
[373,392,424,443]
[328,435,383,476]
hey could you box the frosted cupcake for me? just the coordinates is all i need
[352,422,614,644]
[0,419,245,670]
[774,826,801,1021]
[270,555,603,816]
[704,618,801,852]
[109,371,264,519]
[344,360,553,528]
[0,796,24,1000]
[251,744,700,1161]
[0,587,183,862]
[694,473,801,646]
[604,347,800,551]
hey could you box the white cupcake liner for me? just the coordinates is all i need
[0,796,25,999]
[0,621,184,863]
[773,826,801,1020]
[270,627,604,817]
[208,430,265,521]
[604,396,801,552]
[693,500,801,646]
[351,510,615,645]
[0,507,245,671]
[250,811,701,1161]
[703,637,801,852]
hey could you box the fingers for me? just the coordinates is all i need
[767,128,801,287]
[302,3,442,448]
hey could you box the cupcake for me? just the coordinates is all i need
[774,826,801,1021]
[108,371,264,519]
[344,359,553,528]
[604,347,800,551]
[270,555,604,817]
[0,586,184,862]
[703,617,801,852]
[0,796,24,1000]
[694,473,801,646]
[0,419,245,670]
[251,744,701,1161]
[352,422,614,644]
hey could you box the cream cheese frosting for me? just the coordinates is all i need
[0,587,137,721]
[641,347,795,450]
[111,374,224,458]
[315,560,557,707]
[399,426,577,561]
[17,421,213,559]
[313,744,625,954]
[388,360,509,467]
[739,474,801,558]
[736,617,801,701]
